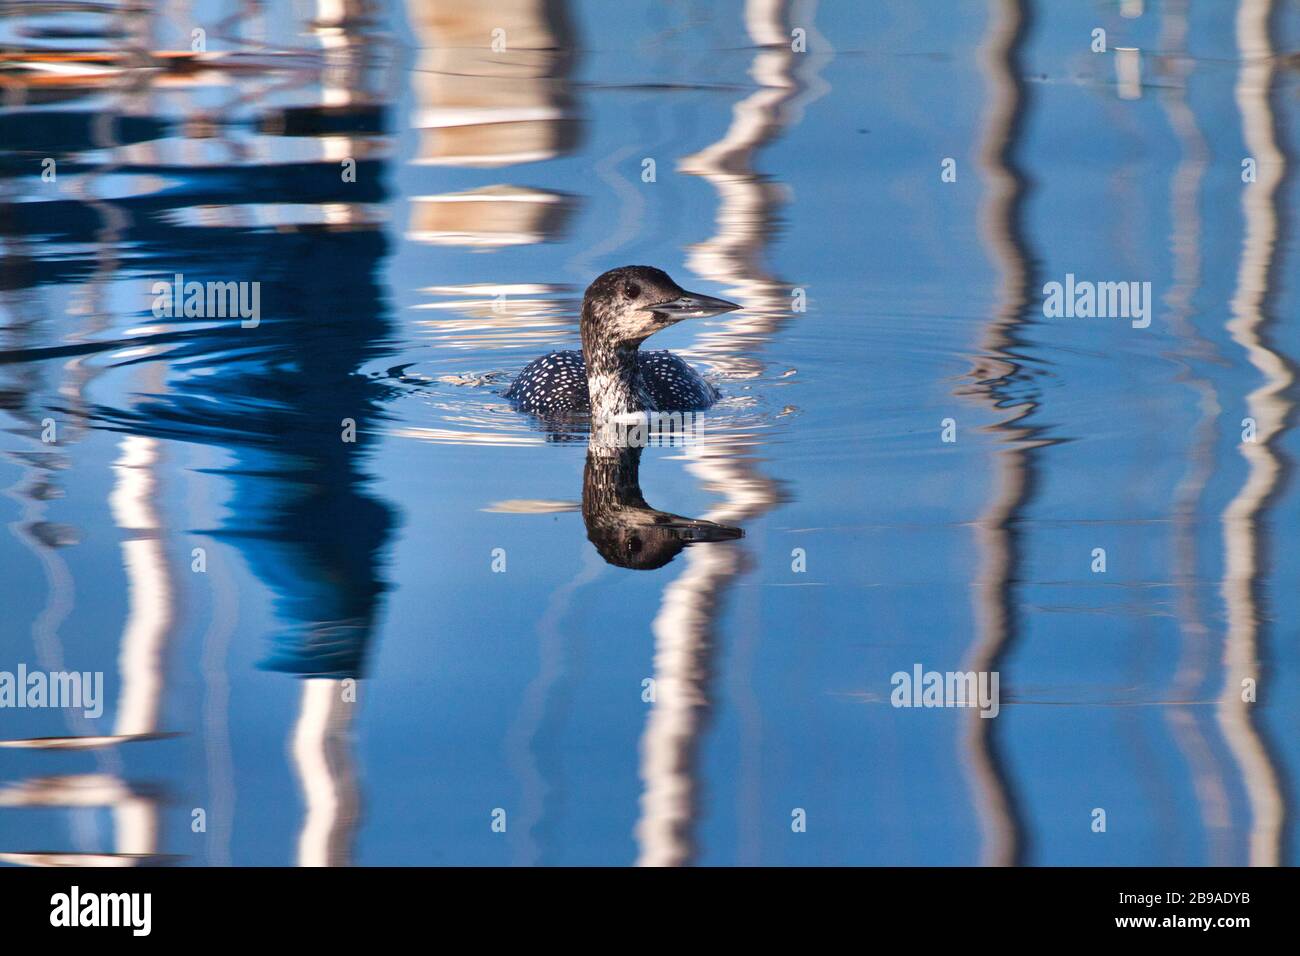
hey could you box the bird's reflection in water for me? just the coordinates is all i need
[500,415,750,865]
[582,429,742,571]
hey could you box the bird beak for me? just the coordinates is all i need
[647,290,741,319]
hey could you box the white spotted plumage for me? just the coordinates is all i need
[503,266,736,419]
[505,349,718,416]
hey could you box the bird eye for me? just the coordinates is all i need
[623,282,640,300]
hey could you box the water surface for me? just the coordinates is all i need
[1,0,1299,866]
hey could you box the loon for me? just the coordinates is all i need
[504,265,740,420]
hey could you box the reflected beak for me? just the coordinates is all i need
[647,291,741,319]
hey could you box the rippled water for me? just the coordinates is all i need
[1,1,1299,866]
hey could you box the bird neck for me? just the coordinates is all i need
[582,310,652,421]
[583,441,647,514]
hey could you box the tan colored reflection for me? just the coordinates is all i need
[406,0,576,167]
[0,393,175,864]
[1,27,171,790]
[408,186,574,247]
[404,0,577,248]
[960,0,1036,868]
[109,434,173,741]
[1156,0,1233,865]
[3,373,173,757]
[413,280,574,363]
[636,440,781,866]
[0,774,167,866]
[1,0,395,866]
[0,0,132,762]
[292,680,360,867]
[636,0,827,866]
[676,2,831,377]
[1218,0,1289,868]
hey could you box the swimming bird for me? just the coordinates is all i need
[504,265,740,420]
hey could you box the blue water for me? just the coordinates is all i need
[1,0,1299,866]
